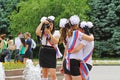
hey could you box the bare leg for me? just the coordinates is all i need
[23,58,28,64]
[64,74,72,80]
[72,75,82,80]
[49,68,57,80]
[42,68,48,78]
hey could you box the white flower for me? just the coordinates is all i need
[40,16,47,22]
[86,21,93,28]
[69,15,80,25]
[59,18,68,28]
[80,21,87,28]
[48,15,55,21]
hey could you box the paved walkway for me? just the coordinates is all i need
[57,66,120,80]
[57,60,120,80]
[90,66,120,80]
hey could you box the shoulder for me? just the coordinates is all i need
[53,30,60,35]
[53,30,60,38]
[26,38,31,43]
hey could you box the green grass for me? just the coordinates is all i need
[93,57,120,60]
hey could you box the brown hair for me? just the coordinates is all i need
[17,32,22,36]
[59,28,68,44]
[0,34,6,39]
[67,25,79,37]
[24,32,31,37]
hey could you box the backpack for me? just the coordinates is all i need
[31,39,36,49]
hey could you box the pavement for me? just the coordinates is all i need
[57,60,120,80]
[90,66,120,80]
[4,60,120,80]
[57,65,120,80]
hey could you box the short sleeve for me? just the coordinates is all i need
[53,30,60,39]
[80,40,88,46]
[78,30,83,40]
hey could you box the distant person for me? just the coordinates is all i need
[5,35,15,62]
[14,32,22,62]
[30,34,36,59]
[0,34,8,62]
[24,32,32,63]
[19,38,26,63]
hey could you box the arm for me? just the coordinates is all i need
[36,22,43,37]
[82,34,94,41]
[70,43,84,53]
[63,46,67,60]
[60,45,68,73]
[49,32,59,44]
[0,40,4,49]
[7,40,12,44]
[25,44,29,53]
[36,20,49,37]
[45,29,59,44]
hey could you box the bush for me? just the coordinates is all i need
[88,0,120,57]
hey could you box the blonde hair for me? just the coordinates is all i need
[24,32,31,37]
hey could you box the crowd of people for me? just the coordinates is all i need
[0,15,94,80]
[0,32,36,63]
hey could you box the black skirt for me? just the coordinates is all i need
[39,46,56,68]
[63,59,92,76]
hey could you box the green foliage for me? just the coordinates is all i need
[3,62,25,70]
[9,0,90,38]
[9,0,90,58]
[88,0,120,57]
[0,0,19,34]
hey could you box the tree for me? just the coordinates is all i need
[9,0,90,58]
[88,0,120,57]
[0,0,19,34]
[9,0,90,38]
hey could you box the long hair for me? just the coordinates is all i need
[59,23,71,45]
[59,28,67,44]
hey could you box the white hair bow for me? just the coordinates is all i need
[59,18,68,28]
[80,21,87,28]
[40,16,47,22]
[48,16,55,21]
[86,21,93,28]
[69,15,80,25]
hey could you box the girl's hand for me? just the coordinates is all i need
[43,20,49,24]
[45,28,51,34]
[60,67,64,74]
